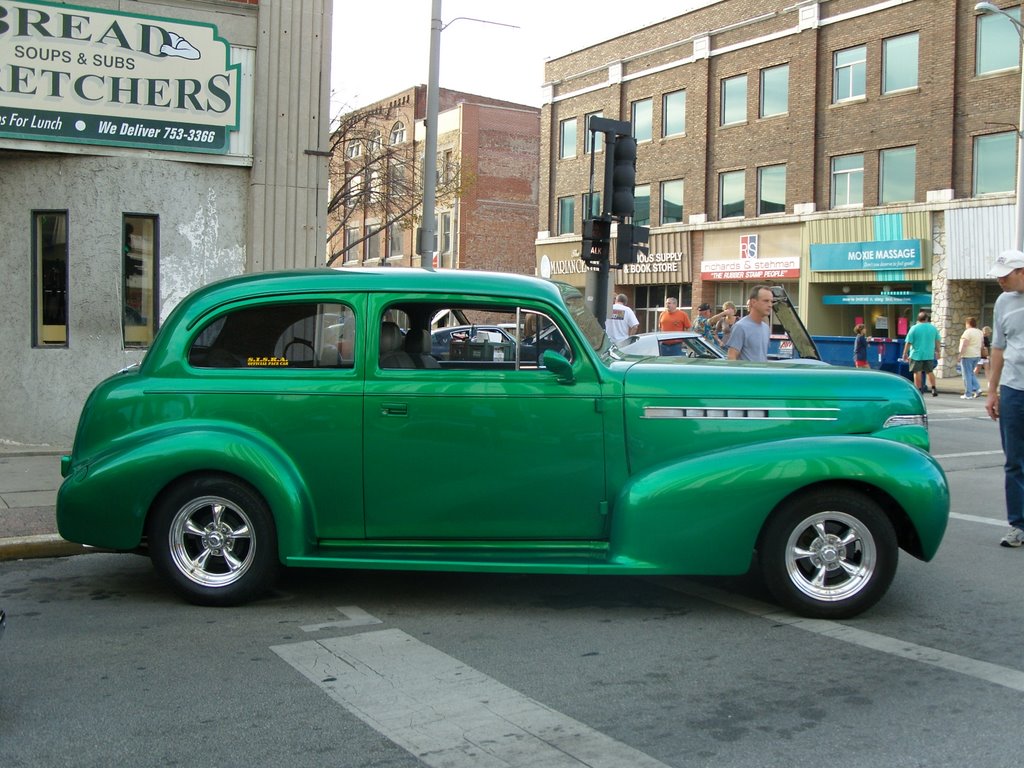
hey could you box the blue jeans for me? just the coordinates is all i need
[1000,385,1024,529]
[961,357,980,394]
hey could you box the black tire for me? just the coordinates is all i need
[758,488,898,619]
[147,475,279,606]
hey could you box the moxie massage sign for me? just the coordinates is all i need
[0,1,240,153]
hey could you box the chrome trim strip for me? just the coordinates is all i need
[643,406,840,421]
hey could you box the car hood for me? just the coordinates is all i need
[619,358,927,458]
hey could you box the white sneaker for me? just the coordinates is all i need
[960,394,970,399]
[1000,527,1024,548]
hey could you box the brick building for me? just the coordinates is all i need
[330,86,539,273]
[1,0,333,446]
[538,0,1019,375]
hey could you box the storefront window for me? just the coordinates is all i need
[33,211,68,347]
[123,215,158,347]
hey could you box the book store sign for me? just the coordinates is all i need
[0,1,240,153]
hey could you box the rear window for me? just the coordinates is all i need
[188,302,355,369]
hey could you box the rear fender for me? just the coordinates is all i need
[57,424,315,558]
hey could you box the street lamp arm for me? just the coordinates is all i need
[441,17,520,32]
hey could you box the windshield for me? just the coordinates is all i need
[553,282,608,352]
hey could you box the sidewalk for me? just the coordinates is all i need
[0,372,988,562]
[0,447,89,562]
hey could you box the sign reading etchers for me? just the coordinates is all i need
[0,0,241,153]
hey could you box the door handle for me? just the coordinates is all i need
[381,402,408,416]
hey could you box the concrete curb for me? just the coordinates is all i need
[0,534,94,562]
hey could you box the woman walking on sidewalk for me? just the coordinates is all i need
[959,316,984,399]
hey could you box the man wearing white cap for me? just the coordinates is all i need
[986,249,1024,547]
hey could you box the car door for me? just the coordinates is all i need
[362,299,609,540]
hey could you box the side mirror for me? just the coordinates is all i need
[542,350,574,384]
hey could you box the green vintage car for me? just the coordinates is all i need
[57,269,949,618]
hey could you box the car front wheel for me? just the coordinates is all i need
[759,488,897,619]
[148,475,278,606]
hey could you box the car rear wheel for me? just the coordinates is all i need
[148,475,278,606]
[759,488,897,619]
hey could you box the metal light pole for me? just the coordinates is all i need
[976,2,1024,250]
[418,0,443,271]
[417,3,518,271]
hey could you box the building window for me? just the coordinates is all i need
[389,121,406,144]
[880,146,916,203]
[663,90,686,137]
[883,33,918,93]
[974,132,1016,195]
[760,64,788,118]
[560,118,577,159]
[32,211,68,348]
[345,141,361,159]
[346,175,363,208]
[977,9,1021,75]
[122,214,158,347]
[661,179,684,224]
[719,170,745,218]
[388,222,404,257]
[585,111,604,153]
[583,191,602,218]
[632,98,653,142]
[344,226,360,259]
[757,165,786,215]
[634,184,651,227]
[438,212,452,254]
[833,46,866,102]
[831,153,864,207]
[557,196,575,235]
[366,225,381,261]
[721,74,747,125]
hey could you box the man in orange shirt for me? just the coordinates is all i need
[658,297,691,355]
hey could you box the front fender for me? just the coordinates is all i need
[57,422,316,558]
[608,436,949,574]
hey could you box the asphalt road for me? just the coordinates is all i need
[2,396,1022,768]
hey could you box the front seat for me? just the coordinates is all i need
[379,321,415,369]
[404,329,440,368]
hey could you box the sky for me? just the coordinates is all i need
[330,1,713,117]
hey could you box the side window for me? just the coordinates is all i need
[384,304,573,371]
[189,303,355,369]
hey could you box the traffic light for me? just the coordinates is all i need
[610,136,638,218]
[581,217,611,265]
[615,223,649,265]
